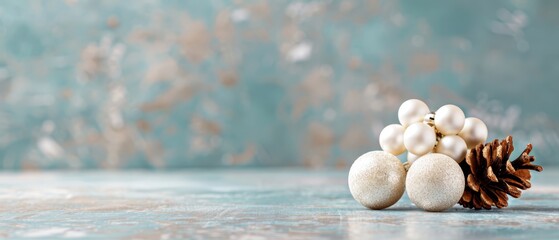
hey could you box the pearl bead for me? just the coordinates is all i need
[403,122,436,155]
[407,151,429,165]
[458,117,488,149]
[398,99,431,128]
[434,104,465,135]
[435,135,467,163]
[379,124,406,155]
[405,153,465,212]
[348,151,406,210]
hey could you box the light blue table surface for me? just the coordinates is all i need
[0,169,557,239]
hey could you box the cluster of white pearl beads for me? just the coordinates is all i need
[379,99,488,163]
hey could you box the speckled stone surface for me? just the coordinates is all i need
[0,169,557,239]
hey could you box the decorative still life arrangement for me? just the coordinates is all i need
[348,99,543,211]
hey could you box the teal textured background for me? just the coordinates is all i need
[0,0,558,169]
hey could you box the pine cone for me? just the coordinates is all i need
[458,136,543,210]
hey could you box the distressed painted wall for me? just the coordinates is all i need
[0,0,558,169]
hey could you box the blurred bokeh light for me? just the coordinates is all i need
[0,0,558,169]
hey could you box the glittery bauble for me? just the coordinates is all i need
[379,124,406,156]
[398,99,431,128]
[348,151,406,210]
[405,153,465,212]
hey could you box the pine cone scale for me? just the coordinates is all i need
[462,189,472,202]
[486,166,498,182]
[505,161,515,174]
[503,175,529,189]
[480,188,495,206]
[467,174,480,192]
[465,147,478,174]
[506,184,522,198]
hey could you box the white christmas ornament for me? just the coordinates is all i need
[459,117,488,149]
[370,99,490,211]
[398,99,431,128]
[379,124,406,155]
[403,122,436,155]
[348,151,406,210]
[434,104,465,135]
[435,135,467,163]
[406,153,465,212]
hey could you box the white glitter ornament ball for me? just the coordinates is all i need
[348,151,406,210]
[398,99,431,128]
[458,117,488,149]
[434,104,465,135]
[379,124,406,156]
[406,153,465,212]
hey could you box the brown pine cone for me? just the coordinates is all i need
[458,136,543,210]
